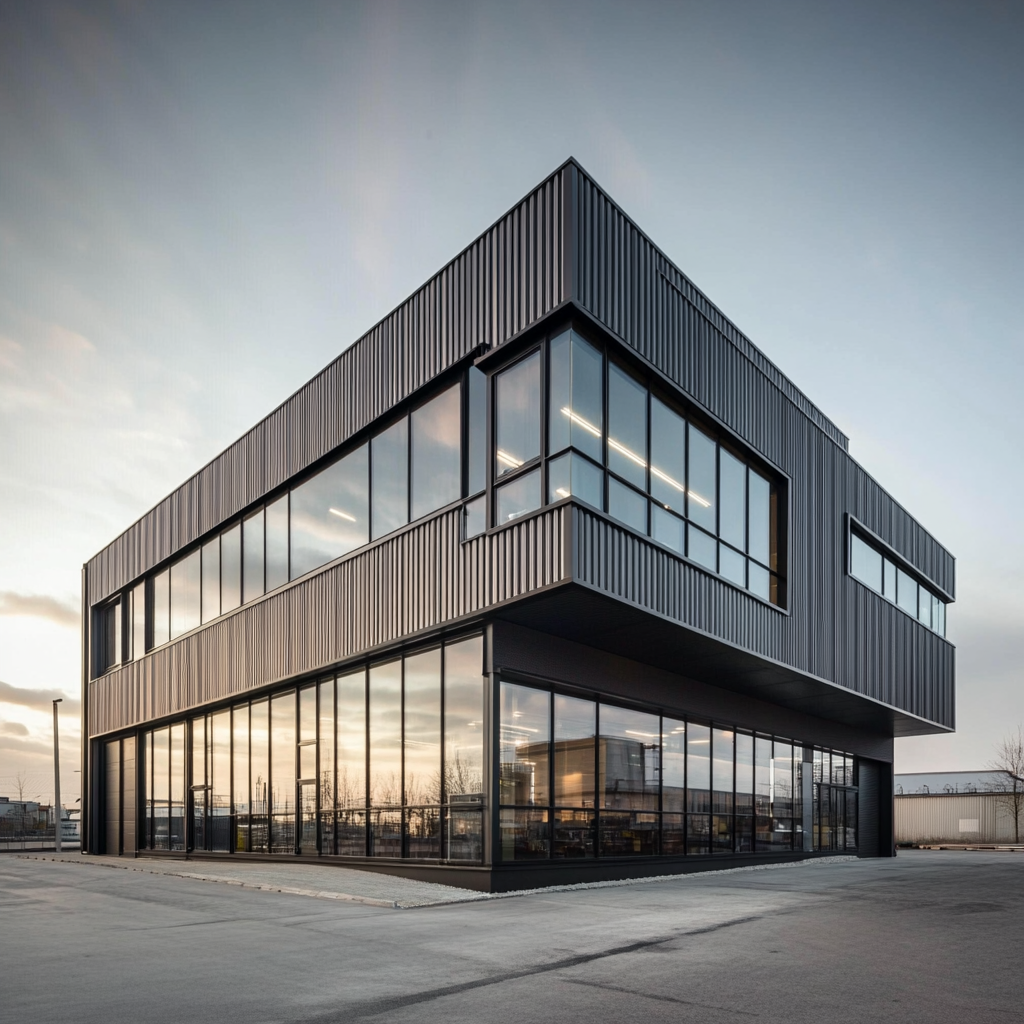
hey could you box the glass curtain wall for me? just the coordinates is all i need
[142,635,484,863]
[498,679,844,862]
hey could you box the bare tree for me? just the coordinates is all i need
[14,771,27,801]
[988,725,1024,844]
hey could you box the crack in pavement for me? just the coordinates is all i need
[296,914,763,1022]
[559,977,760,1016]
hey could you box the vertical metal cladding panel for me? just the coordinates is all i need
[88,505,569,737]
[86,174,564,607]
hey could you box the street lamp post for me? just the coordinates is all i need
[53,698,63,853]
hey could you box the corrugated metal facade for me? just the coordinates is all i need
[89,504,569,736]
[895,794,1020,844]
[84,159,955,750]
[85,170,566,608]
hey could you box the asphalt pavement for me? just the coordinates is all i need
[2,850,1022,1023]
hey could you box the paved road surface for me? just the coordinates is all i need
[2,851,1022,1023]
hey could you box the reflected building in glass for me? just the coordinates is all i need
[83,160,955,887]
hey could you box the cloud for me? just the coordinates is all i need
[0,591,79,628]
[0,680,81,716]
[0,721,29,736]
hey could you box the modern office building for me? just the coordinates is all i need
[82,159,955,889]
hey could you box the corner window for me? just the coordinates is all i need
[495,352,540,477]
[411,384,461,522]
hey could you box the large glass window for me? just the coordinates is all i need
[131,582,145,661]
[265,495,289,592]
[607,363,647,491]
[403,649,441,806]
[411,385,461,522]
[270,692,295,854]
[152,568,170,648]
[242,509,264,604]
[549,330,603,463]
[718,451,746,551]
[221,524,241,613]
[369,661,402,808]
[499,682,550,808]
[554,695,595,810]
[290,443,368,579]
[210,709,231,852]
[687,425,717,533]
[495,352,540,477]
[233,704,250,851]
[467,366,487,497]
[201,537,220,624]
[851,533,883,592]
[250,700,269,854]
[371,418,409,541]
[170,549,201,640]
[547,451,603,509]
[650,397,686,513]
[443,637,484,804]
[496,467,541,524]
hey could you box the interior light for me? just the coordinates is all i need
[687,490,712,508]
[555,487,570,498]
[560,406,602,438]
[496,449,524,468]
[651,465,685,492]
[624,730,658,738]
[607,436,647,468]
[329,508,356,522]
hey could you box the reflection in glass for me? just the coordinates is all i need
[607,363,647,490]
[748,562,770,600]
[748,471,771,565]
[495,351,540,476]
[233,704,249,851]
[688,526,717,571]
[851,534,882,592]
[337,669,366,811]
[687,425,716,531]
[411,385,461,521]
[444,637,484,804]
[152,727,169,850]
[405,807,441,858]
[496,467,541,524]
[463,495,486,539]
[599,704,660,812]
[170,549,201,640]
[896,568,918,617]
[719,451,746,550]
[687,813,710,855]
[447,809,483,862]
[318,678,335,855]
[372,418,409,540]
[687,723,711,813]
[132,581,146,659]
[152,568,170,648]
[265,494,289,591]
[467,366,487,496]
[221,524,241,613]
[712,728,734,855]
[547,451,603,509]
[172,725,185,851]
[250,700,269,853]
[299,686,317,781]
[270,692,295,853]
[719,544,746,587]
[607,477,646,533]
[651,504,684,555]
[918,589,932,628]
[735,733,754,816]
[663,812,686,855]
[500,808,549,860]
[404,649,441,806]
[554,695,595,808]
[369,807,402,857]
[662,718,686,814]
[290,444,368,579]
[650,396,686,510]
[338,809,366,857]
[243,509,264,604]
[369,661,402,806]
[211,710,231,852]
[755,735,771,850]
[548,330,603,462]
[500,682,550,806]
[201,538,219,624]
[552,809,595,858]
[600,811,659,857]
[883,558,897,601]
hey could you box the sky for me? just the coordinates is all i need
[1,0,1022,807]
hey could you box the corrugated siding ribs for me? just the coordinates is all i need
[86,172,564,607]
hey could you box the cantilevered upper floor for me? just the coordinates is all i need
[84,159,955,741]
